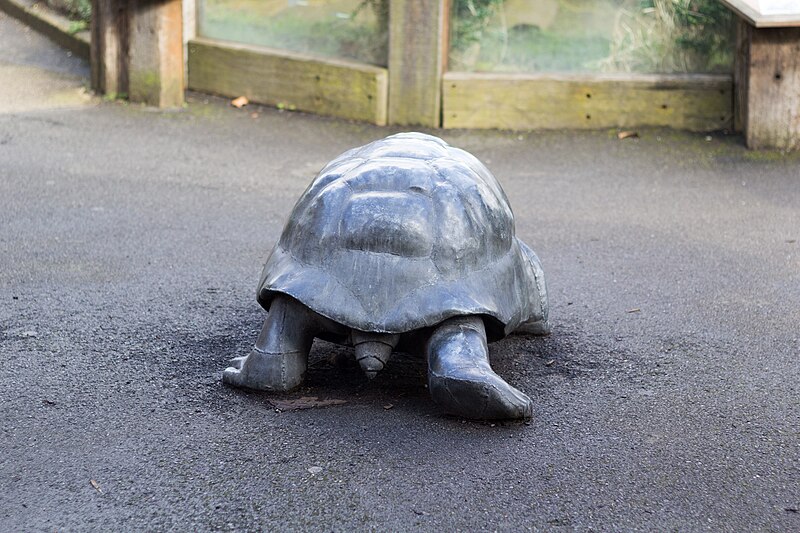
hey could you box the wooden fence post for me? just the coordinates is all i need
[388,0,447,127]
[128,0,184,108]
[736,23,800,150]
[182,0,195,82]
[722,1,800,150]
[91,0,184,108]
[91,0,128,97]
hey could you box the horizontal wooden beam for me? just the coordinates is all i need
[188,38,388,125]
[443,72,733,132]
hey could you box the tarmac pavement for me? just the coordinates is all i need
[1,10,799,532]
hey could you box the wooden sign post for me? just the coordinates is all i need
[721,0,800,150]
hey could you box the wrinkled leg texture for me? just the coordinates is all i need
[426,316,533,420]
[223,295,318,392]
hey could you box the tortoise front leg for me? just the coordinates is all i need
[223,295,319,392]
[426,316,533,420]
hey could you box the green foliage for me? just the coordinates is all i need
[200,1,388,66]
[501,29,609,73]
[451,0,505,52]
[103,92,128,102]
[661,0,733,60]
[450,0,733,74]
[201,0,732,74]
[603,0,734,73]
[46,0,91,23]
[67,20,88,35]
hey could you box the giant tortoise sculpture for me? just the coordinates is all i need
[224,132,549,420]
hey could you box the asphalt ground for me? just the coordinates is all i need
[1,11,799,532]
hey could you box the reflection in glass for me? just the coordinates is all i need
[449,0,734,74]
[198,0,389,66]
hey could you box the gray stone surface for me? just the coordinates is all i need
[0,11,91,113]
[1,11,799,531]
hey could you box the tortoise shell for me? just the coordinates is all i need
[257,132,543,340]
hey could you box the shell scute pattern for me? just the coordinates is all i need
[356,136,451,161]
[341,191,434,258]
[258,132,542,337]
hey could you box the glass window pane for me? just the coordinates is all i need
[198,0,388,66]
[449,0,734,74]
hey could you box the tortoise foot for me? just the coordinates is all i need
[223,294,317,392]
[222,348,305,392]
[427,316,533,420]
[429,366,533,420]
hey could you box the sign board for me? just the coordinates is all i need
[718,0,800,26]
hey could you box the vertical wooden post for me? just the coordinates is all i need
[736,23,800,150]
[91,0,184,108]
[388,0,447,127]
[182,0,196,82]
[91,0,129,97]
[733,19,750,134]
[128,0,184,108]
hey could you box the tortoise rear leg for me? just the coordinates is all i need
[426,316,533,420]
[223,295,318,392]
[515,241,550,336]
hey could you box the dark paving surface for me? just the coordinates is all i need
[1,12,799,532]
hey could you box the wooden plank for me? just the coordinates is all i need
[388,0,446,127]
[734,19,751,133]
[182,0,196,82]
[443,72,733,132]
[188,38,388,125]
[91,0,128,97]
[743,26,800,150]
[719,0,800,28]
[128,0,184,108]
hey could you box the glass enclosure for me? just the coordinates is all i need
[448,0,734,73]
[197,0,389,66]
